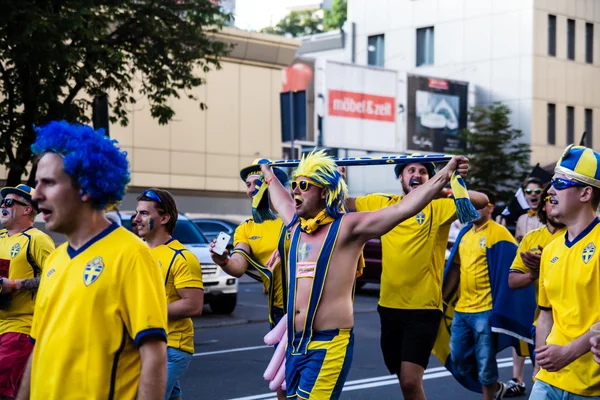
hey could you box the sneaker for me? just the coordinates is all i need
[504,378,526,397]
[495,381,508,400]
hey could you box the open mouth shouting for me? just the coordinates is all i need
[294,195,303,209]
[529,196,540,207]
[409,177,422,189]
[39,207,52,222]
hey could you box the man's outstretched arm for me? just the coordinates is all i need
[260,165,296,227]
[347,156,469,242]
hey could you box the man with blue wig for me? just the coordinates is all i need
[17,121,168,400]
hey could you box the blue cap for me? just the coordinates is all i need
[555,145,600,188]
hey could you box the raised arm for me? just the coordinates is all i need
[346,156,469,242]
[467,190,489,209]
[260,165,296,226]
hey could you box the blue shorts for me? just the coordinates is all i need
[450,310,498,386]
[530,380,600,400]
[166,347,193,400]
[286,328,354,400]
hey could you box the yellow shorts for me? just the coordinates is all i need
[285,328,354,400]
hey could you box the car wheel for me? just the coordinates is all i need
[209,294,237,314]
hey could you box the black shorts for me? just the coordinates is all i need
[377,305,443,373]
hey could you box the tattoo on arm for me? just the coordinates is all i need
[22,277,41,291]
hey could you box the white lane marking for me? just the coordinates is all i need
[226,357,531,400]
[193,345,270,357]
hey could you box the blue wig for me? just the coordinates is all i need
[31,120,131,210]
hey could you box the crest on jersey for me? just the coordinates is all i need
[415,212,426,225]
[582,242,596,264]
[479,237,486,248]
[10,243,20,258]
[83,256,104,287]
[249,236,261,240]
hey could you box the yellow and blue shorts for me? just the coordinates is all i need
[285,328,354,400]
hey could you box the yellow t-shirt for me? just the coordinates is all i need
[0,227,54,335]
[455,220,516,313]
[355,195,456,310]
[536,218,600,396]
[234,218,285,309]
[30,224,168,400]
[509,225,566,325]
[152,238,203,354]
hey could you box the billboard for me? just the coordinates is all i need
[406,75,468,153]
[319,60,398,151]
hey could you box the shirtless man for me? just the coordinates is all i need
[261,150,468,399]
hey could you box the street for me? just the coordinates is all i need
[184,280,533,400]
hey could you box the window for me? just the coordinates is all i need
[548,103,556,145]
[586,23,594,64]
[567,106,575,144]
[568,19,575,60]
[368,34,385,67]
[416,26,435,66]
[586,108,593,147]
[548,15,556,56]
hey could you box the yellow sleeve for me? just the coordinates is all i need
[172,251,204,290]
[121,248,168,347]
[355,194,398,212]
[435,198,457,226]
[510,235,531,274]
[30,232,55,272]
[538,250,551,309]
[30,248,60,341]
[233,220,251,247]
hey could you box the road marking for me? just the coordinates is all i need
[193,345,270,357]
[226,357,531,400]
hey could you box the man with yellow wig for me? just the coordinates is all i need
[531,145,600,399]
[261,150,469,400]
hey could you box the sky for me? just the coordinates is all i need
[234,0,320,31]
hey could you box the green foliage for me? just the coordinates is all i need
[323,0,347,30]
[260,0,347,38]
[0,0,232,185]
[457,102,531,204]
[260,10,323,37]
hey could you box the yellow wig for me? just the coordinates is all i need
[293,150,347,218]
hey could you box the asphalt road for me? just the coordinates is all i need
[183,280,533,400]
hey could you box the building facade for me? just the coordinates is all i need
[299,0,600,169]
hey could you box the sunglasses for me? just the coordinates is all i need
[0,198,30,208]
[551,178,586,191]
[141,189,162,204]
[524,188,543,195]
[291,180,322,192]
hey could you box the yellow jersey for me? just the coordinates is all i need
[151,238,203,354]
[455,220,516,313]
[536,218,600,396]
[509,225,566,325]
[0,227,54,335]
[234,218,285,309]
[355,195,456,310]
[30,224,168,400]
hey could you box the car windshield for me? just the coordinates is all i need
[122,217,208,245]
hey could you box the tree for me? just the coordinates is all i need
[260,10,323,37]
[457,102,531,205]
[0,0,232,186]
[323,0,347,31]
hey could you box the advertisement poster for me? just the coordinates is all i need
[407,75,468,153]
